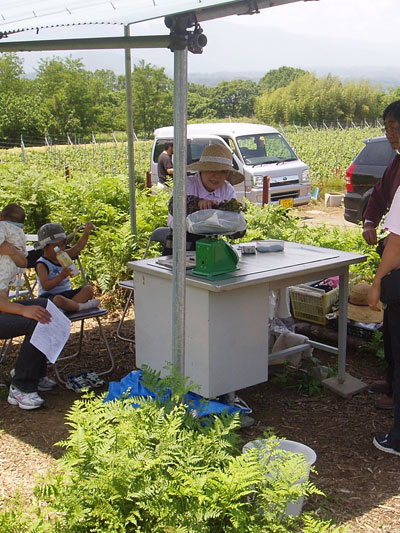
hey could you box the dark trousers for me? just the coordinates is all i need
[386,302,400,447]
[383,307,394,397]
[0,298,48,393]
[377,240,394,396]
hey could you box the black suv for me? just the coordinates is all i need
[344,136,395,224]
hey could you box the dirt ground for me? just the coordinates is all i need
[1,203,399,532]
[297,201,356,229]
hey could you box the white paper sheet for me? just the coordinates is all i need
[30,299,71,363]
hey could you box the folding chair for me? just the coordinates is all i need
[52,253,115,385]
[116,227,171,345]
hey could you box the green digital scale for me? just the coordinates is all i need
[192,236,239,278]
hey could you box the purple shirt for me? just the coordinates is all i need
[363,153,400,226]
[167,173,236,227]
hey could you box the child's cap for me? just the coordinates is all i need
[36,223,66,250]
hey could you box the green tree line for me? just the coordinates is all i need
[1,53,399,144]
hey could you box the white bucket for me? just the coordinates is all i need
[243,439,317,517]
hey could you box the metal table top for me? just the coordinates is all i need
[129,241,366,293]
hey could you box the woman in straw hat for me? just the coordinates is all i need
[368,181,400,456]
[164,144,245,253]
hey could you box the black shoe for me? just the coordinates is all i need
[373,433,400,456]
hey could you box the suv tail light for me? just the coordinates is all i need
[345,164,355,192]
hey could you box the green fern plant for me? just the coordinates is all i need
[0,368,344,532]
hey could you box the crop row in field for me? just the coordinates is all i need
[1,125,384,195]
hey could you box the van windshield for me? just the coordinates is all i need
[236,133,297,165]
[153,137,226,164]
[153,137,241,171]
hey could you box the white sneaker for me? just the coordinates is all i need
[8,385,44,410]
[10,369,56,392]
[38,376,57,391]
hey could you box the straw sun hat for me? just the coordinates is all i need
[187,144,245,186]
[347,282,383,324]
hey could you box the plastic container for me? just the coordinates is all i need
[256,239,284,253]
[289,284,338,325]
[289,274,359,326]
[240,243,256,254]
[324,193,343,207]
[243,439,316,517]
[54,246,79,277]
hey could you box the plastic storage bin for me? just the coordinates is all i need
[289,285,338,326]
[289,275,358,326]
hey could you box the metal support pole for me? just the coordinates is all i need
[337,267,349,383]
[124,25,136,236]
[172,48,188,376]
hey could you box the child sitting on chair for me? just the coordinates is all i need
[35,222,100,313]
[0,204,28,292]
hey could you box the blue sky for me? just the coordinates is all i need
[9,0,399,79]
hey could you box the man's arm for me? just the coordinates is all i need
[363,157,400,237]
[0,242,27,268]
[363,177,388,227]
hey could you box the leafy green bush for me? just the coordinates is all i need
[0,369,344,533]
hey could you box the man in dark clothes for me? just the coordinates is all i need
[157,141,173,185]
[363,100,400,410]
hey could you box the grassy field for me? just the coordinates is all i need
[3,124,384,196]
[0,126,379,298]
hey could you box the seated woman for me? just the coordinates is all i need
[165,143,245,254]
[0,223,55,410]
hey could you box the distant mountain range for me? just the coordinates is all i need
[24,54,400,90]
[188,67,400,89]
[19,23,400,90]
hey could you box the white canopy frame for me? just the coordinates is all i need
[0,0,314,375]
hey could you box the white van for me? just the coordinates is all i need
[151,123,311,207]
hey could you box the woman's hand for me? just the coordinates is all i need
[21,305,52,324]
[198,199,219,210]
[0,291,52,323]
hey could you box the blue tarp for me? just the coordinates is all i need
[104,370,251,418]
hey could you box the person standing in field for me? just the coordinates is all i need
[157,141,174,186]
[368,182,400,455]
[362,100,400,411]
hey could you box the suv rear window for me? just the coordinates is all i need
[354,139,395,166]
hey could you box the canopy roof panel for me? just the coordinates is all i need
[0,0,305,37]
